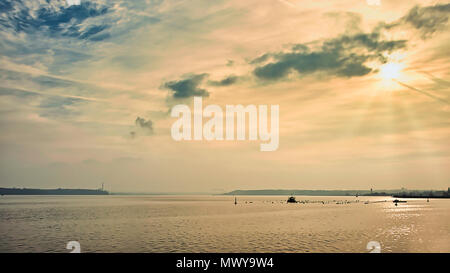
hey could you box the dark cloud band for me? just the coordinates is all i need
[253,32,406,81]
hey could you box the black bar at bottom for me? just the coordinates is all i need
[1,253,445,272]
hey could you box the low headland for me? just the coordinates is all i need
[0,187,109,195]
[223,189,450,198]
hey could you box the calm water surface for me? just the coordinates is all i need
[0,195,448,252]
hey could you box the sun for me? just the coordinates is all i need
[379,62,403,80]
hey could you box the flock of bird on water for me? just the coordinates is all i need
[233,196,412,206]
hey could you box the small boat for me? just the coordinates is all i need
[287,196,297,203]
[393,199,407,206]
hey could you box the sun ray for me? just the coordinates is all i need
[394,80,449,105]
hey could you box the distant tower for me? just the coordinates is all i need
[370,188,373,194]
[102,183,104,191]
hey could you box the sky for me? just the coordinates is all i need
[0,0,449,193]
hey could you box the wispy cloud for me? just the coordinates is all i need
[400,4,450,39]
[0,1,110,40]
[208,75,239,86]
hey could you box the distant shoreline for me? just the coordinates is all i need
[0,187,108,195]
[223,189,450,198]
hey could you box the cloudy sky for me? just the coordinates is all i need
[1,0,449,192]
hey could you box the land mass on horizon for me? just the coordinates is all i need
[0,187,109,195]
[223,189,450,198]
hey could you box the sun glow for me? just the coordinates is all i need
[371,60,410,92]
[379,62,403,80]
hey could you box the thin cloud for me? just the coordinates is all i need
[401,4,450,39]
[208,75,239,86]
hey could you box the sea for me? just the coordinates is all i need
[0,195,448,253]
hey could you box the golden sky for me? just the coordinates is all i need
[0,0,449,192]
